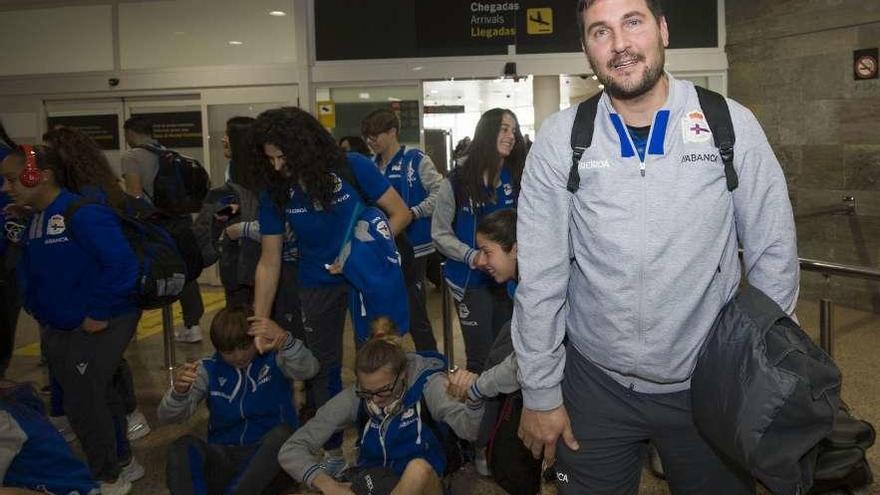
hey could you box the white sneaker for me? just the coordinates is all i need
[48,415,76,443]
[174,325,202,343]
[120,456,145,483]
[99,477,132,495]
[126,410,151,441]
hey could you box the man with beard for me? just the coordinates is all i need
[511,0,799,494]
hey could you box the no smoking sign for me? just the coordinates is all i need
[853,48,878,80]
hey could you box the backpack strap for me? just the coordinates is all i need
[695,86,738,192]
[567,92,602,193]
[62,198,95,232]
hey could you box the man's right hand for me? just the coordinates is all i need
[173,362,199,395]
[518,405,580,464]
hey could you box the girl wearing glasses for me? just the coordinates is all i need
[279,318,518,495]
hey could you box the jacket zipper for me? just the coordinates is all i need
[238,365,250,445]
[621,117,659,378]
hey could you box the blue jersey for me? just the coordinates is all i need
[341,206,409,344]
[202,350,298,446]
[259,154,391,288]
[0,384,98,494]
[443,167,517,295]
[16,189,138,330]
[376,146,433,256]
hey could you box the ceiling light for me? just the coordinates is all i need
[412,66,424,71]
[430,90,439,94]
[591,75,598,80]
[228,40,243,45]
[269,10,287,16]
[359,92,370,100]
[387,97,401,102]
[597,84,605,89]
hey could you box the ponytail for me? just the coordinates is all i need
[355,316,407,376]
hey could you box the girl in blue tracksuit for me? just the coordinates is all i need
[0,145,140,491]
[279,319,519,495]
[43,126,150,444]
[158,306,319,495]
[251,107,411,470]
[0,380,98,494]
[362,109,444,352]
[431,108,526,373]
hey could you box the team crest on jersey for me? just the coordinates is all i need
[330,173,343,193]
[375,220,392,240]
[218,377,227,387]
[401,407,415,419]
[458,303,470,319]
[682,110,712,144]
[4,219,24,244]
[257,364,271,385]
[503,183,513,196]
[47,214,66,235]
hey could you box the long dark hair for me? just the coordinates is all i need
[225,116,258,192]
[458,108,525,206]
[42,127,126,210]
[252,107,346,211]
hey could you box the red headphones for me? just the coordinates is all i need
[18,145,42,188]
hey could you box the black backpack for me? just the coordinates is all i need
[567,86,738,193]
[138,143,209,215]
[809,403,875,494]
[64,197,203,309]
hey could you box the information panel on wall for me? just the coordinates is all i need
[315,0,718,61]
[46,114,120,150]
[132,111,202,148]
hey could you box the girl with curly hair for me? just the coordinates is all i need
[431,108,526,374]
[42,127,127,211]
[251,106,410,473]
[42,126,152,448]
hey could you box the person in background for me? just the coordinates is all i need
[251,107,411,475]
[431,108,526,373]
[193,116,262,308]
[159,306,319,495]
[338,136,372,157]
[121,115,205,344]
[362,109,443,352]
[43,126,152,443]
[1,145,143,495]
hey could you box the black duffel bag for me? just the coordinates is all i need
[692,285,842,495]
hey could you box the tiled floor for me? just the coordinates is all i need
[5,287,877,494]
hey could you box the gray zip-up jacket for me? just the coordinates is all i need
[157,334,319,423]
[513,74,799,409]
[278,352,518,487]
